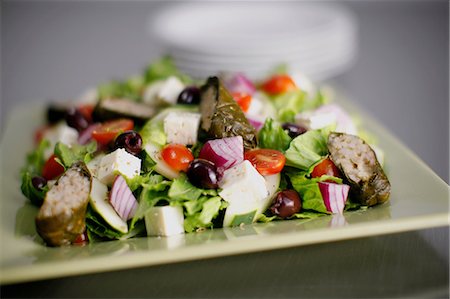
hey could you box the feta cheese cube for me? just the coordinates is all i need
[246,95,263,116]
[219,160,269,204]
[295,110,337,130]
[97,148,141,185]
[42,123,79,159]
[157,76,185,105]
[145,206,185,237]
[164,112,201,145]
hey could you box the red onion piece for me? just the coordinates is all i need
[318,182,350,214]
[78,123,100,145]
[222,73,256,95]
[245,114,264,131]
[199,136,244,171]
[110,175,138,220]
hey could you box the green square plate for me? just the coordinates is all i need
[1,96,448,284]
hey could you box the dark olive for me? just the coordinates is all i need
[282,122,307,138]
[270,189,301,218]
[65,107,90,131]
[187,159,218,189]
[177,86,201,105]
[47,103,69,124]
[115,131,143,155]
[32,176,47,190]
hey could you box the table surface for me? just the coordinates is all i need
[1,1,448,298]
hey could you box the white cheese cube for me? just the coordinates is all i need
[157,76,185,105]
[164,112,201,145]
[145,206,185,237]
[314,104,358,135]
[295,110,337,130]
[97,148,141,185]
[290,71,315,95]
[219,160,269,204]
[42,122,79,159]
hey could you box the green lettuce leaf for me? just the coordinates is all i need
[22,139,49,174]
[272,90,307,122]
[20,172,48,206]
[184,196,224,233]
[285,130,329,171]
[286,170,330,214]
[20,139,50,206]
[258,118,292,152]
[54,141,97,168]
[98,75,145,102]
[144,56,192,84]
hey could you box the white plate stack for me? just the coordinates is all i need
[148,2,358,82]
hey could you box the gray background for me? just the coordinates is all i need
[1,1,449,297]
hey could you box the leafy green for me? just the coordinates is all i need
[53,141,97,168]
[285,129,329,171]
[168,174,218,201]
[286,171,329,214]
[258,118,292,152]
[20,172,48,206]
[184,196,224,233]
[272,90,307,122]
[98,75,145,102]
[290,211,326,219]
[129,175,172,229]
[144,56,192,84]
[22,139,49,174]
[140,116,166,148]
[20,139,50,206]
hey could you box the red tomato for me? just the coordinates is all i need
[244,149,286,175]
[311,158,342,179]
[232,92,252,112]
[73,231,89,246]
[261,74,297,95]
[91,119,134,146]
[77,104,95,123]
[161,144,194,172]
[42,154,65,180]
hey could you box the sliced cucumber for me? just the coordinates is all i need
[89,178,128,234]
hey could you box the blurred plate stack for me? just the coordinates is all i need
[148,2,358,81]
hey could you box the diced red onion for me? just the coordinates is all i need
[110,175,138,220]
[199,136,243,171]
[315,104,357,135]
[78,123,100,145]
[222,72,256,95]
[245,114,264,131]
[318,182,350,214]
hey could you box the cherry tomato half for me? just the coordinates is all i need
[232,92,252,112]
[244,149,286,176]
[42,154,65,180]
[311,158,342,179]
[91,119,134,146]
[161,144,194,172]
[77,104,95,123]
[261,74,297,95]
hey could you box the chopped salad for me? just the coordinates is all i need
[20,57,391,247]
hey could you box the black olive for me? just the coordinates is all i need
[282,122,307,138]
[177,86,201,105]
[32,176,47,191]
[270,190,301,218]
[65,107,90,131]
[114,131,143,155]
[187,159,219,189]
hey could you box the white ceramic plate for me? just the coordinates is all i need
[0,94,448,285]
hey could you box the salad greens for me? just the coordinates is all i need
[20,56,388,247]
